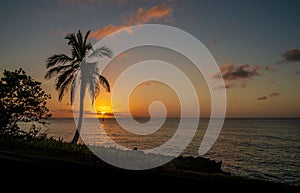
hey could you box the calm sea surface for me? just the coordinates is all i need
[22,118,300,185]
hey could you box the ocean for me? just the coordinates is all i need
[22,118,300,185]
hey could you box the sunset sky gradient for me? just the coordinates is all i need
[0,0,299,118]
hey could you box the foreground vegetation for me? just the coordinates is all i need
[0,133,224,175]
[1,132,299,193]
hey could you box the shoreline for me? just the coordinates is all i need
[0,149,298,192]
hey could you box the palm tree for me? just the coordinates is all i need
[45,30,113,144]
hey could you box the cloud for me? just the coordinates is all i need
[256,92,280,101]
[127,4,173,25]
[257,96,267,100]
[265,65,276,72]
[278,48,300,63]
[228,82,246,89]
[214,64,277,89]
[214,82,247,90]
[97,112,114,116]
[269,92,280,97]
[51,109,73,113]
[90,4,173,40]
[215,64,261,80]
[89,24,128,39]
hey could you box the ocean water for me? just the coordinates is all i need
[22,118,300,185]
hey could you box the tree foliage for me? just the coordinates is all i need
[0,68,52,137]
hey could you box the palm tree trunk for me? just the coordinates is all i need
[71,129,80,144]
[71,79,86,145]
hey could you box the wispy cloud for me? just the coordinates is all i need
[90,4,173,39]
[257,96,267,100]
[269,92,280,97]
[127,4,173,25]
[51,109,73,113]
[214,64,276,89]
[256,92,280,101]
[89,24,128,40]
[278,48,300,63]
[218,82,247,90]
[265,65,276,72]
[215,64,261,81]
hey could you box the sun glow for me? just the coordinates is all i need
[96,105,113,118]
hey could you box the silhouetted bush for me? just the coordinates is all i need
[0,68,51,138]
[167,155,223,173]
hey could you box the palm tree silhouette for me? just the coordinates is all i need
[45,30,112,144]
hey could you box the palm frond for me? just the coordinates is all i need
[83,30,91,47]
[45,64,74,79]
[94,83,101,101]
[55,68,78,91]
[65,33,76,46]
[57,70,77,101]
[86,72,110,105]
[87,46,113,60]
[77,30,86,58]
[65,33,81,59]
[79,31,92,58]
[84,43,93,55]
[46,29,112,105]
[76,30,83,48]
[46,54,73,68]
[98,75,110,92]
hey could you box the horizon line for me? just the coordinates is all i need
[49,116,300,119]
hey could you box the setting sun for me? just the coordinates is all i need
[0,0,299,189]
[96,105,113,117]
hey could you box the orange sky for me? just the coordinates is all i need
[47,46,300,118]
[2,1,299,118]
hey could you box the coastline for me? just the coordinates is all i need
[0,149,298,192]
[39,117,299,186]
